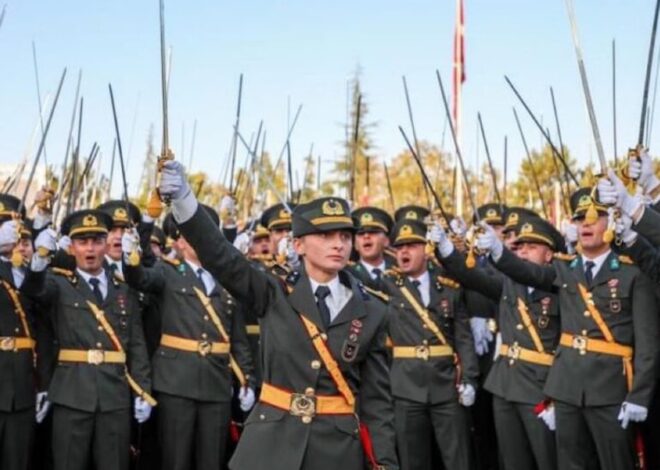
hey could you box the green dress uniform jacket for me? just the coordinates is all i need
[441,249,561,405]
[380,268,479,404]
[175,206,399,470]
[495,248,659,408]
[22,267,151,412]
[0,262,37,412]
[123,258,255,401]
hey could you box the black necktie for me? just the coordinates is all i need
[371,268,382,281]
[315,285,332,330]
[412,279,422,297]
[196,268,205,282]
[584,261,595,286]
[89,277,104,305]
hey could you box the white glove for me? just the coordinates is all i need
[631,149,660,193]
[470,317,493,356]
[476,222,503,260]
[615,213,637,246]
[121,228,140,255]
[457,383,476,407]
[57,235,72,252]
[134,397,152,424]
[141,213,154,224]
[598,170,644,218]
[0,220,19,250]
[220,195,236,215]
[33,212,52,231]
[617,402,648,429]
[238,387,256,412]
[161,161,198,223]
[427,222,454,258]
[233,232,252,255]
[31,229,57,272]
[159,161,191,201]
[450,217,468,238]
[36,392,50,423]
[536,402,556,431]
[561,219,578,245]
[278,236,299,268]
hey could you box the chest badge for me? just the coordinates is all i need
[342,319,362,362]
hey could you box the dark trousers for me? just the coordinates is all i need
[394,398,472,470]
[0,407,34,470]
[555,400,635,470]
[52,404,130,470]
[158,392,231,470]
[492,395,556,470]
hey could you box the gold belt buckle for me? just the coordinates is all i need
[0,337,16,351]
[507,343,521,365]
[415,345,430,361]
[289,393,317,422]
[198,340,212,357]
[572,336,588,356]
[87,349,105,365]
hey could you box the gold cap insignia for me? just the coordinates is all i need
[360,212,374,225]
[114,208,128,221]
[520,223,533,235]
[578,194,592,208]
[82,215,98,227]
[486,208,497,218]
[322,199,344,216]
[279,209,292,220]
[507,212,519,225]
[399,224,413,238]
[405,210,418,220]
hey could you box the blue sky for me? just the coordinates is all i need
[0,1,655,198]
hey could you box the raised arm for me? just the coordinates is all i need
[438,248,503,301]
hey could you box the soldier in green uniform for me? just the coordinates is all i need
[121,204,256,470]
[476,188,660,470]
[0,195,38,470]
[22,209,154,470]
[380,218,478,470]
[260,202,296,255]
[434,212,562,470]
[157,161,398,470]
[347,206,394,289]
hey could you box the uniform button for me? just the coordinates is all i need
[311,360,321,370]
[562,284,567,288]
[96,342,102,348]
[583,310,590,317]
[98,326,103,331]
[422,339,428,346]
[502,296,508,300]
[201,333,208,339]
[304,387,315,396]
[121,310,127,316]
[422,325,428,330]
[204,315,209,321]
[227,299,233,305]
[516,324,523,330]
[259,414,265,420]
[74,302,79,307]
[581,330,587,335]
[302,416,312,424]
[320,333,328,341]
[14,327,20,333]
[181,288,186,293]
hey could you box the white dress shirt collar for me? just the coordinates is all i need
[409,270,431,307]
[309,275,353,322]
[581,249,611,280]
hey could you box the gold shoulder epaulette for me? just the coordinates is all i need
[618,255,634,265]
[161,257,181,267]
[437,275,460,289]
[553,252,576,262]
[52,267,74,277]
[383,267,402,277]
[362,285,390,303]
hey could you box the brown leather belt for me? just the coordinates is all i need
[160,333,230,356]
[260,382,354,423]
[559,333,632,358]
[500,343,554,366]
[392,344,454,361]
[0,337,35,352]
[58,349,126,365]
